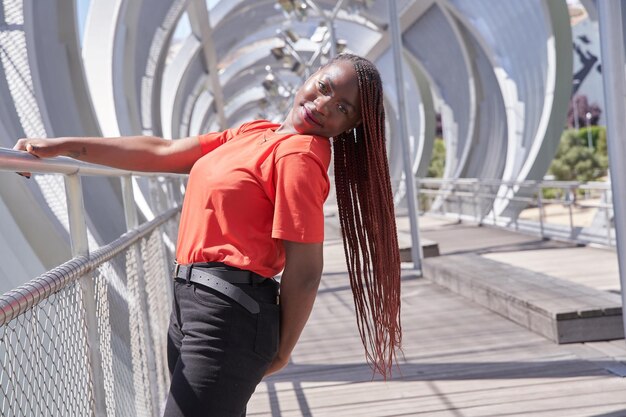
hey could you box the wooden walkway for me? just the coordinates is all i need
[248,216,626,416]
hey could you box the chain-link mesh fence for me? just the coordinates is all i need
[0,280,94,416]
[0,210,179,417]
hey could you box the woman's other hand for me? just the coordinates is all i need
[264,354,289,377]
[263,241,323,378]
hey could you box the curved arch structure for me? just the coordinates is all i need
[1,0,578,283]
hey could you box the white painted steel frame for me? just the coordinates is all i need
[597,0,626,343]
[389,0,422,272]
[64,174,107,417]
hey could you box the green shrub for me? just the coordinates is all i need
[548,127,608,182]
[427,138,445,178]
[541,188,560,200]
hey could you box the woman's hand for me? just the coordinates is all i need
[14,138,63,158]
[264,354,289,377]
[13,138,64,178]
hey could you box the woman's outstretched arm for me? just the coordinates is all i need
[264,240,323,376]
[12,135,204,174]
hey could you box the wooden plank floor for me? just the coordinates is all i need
[248,217,626,416]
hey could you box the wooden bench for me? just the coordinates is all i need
[397,234,440,262]
[422,253,624,343]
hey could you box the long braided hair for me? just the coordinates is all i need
[330,54,402,379]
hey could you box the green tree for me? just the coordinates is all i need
[427,138,446,178]
[595,126,608,173]
[548,128,608,182]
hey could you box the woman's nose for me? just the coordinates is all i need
[314,95,331,113]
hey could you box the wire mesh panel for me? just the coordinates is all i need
[0,214,178,417]
[126,243,155,417]
[141,228,174,404]
[0,281,94,416]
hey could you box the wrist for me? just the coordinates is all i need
[274,351,290,365]
[59,138,87,159]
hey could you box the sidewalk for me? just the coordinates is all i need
[247,215,626,416]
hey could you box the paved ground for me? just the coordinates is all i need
[247,215,626,417]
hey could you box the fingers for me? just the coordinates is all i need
[12,138,28,152]
[13,138,39,179]
[25,141,42,157]
[14,138,38,155]
[14,138,63,178]
[264,355,289,377]
[14,138,48,157]
[25,142,42,156]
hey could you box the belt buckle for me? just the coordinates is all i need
[174,262,192,285]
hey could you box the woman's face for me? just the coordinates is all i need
[286,60,362,138]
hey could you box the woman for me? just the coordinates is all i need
[14,53,401,416]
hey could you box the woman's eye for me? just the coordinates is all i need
[338,104,348,114]
[318,81,327,92]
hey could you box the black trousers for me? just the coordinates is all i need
[164,274,280,417]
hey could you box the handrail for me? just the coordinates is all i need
[0,206,179,326]
[418,177,611,190]
[417,177,614,247]
[0,145,185,416]
[0,147,185,177]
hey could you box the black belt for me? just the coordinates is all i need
[174,263,269,314]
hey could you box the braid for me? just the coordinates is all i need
[329,54,402,379]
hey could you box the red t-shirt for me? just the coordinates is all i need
[175,120,331,277]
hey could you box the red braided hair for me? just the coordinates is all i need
[329,54,402,379]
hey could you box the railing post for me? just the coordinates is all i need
[472,180,479,222]
[568,185,575,239]
[604,189,613,247]
[64,174,108,417]
[598,0,626,345]
[151,177,178,280]
[415,178,421,214]
[122,177,140,229]
[537,185,545,238]
[165,179,177,209]
[456,181,462,221]
[491,184,498,226]
[480,183,488,225]
[389,0,423,273]
[121,175,162,415]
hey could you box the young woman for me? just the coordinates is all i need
[14,53,401,416]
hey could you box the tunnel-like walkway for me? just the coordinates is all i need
[1,1,626,416]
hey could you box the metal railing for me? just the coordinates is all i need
[0,148,183,417]
[417,178,614,247]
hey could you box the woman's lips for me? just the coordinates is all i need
[302,106,323,127]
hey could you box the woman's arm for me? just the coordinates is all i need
[264,240,323,376]
[12,135,204,175]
